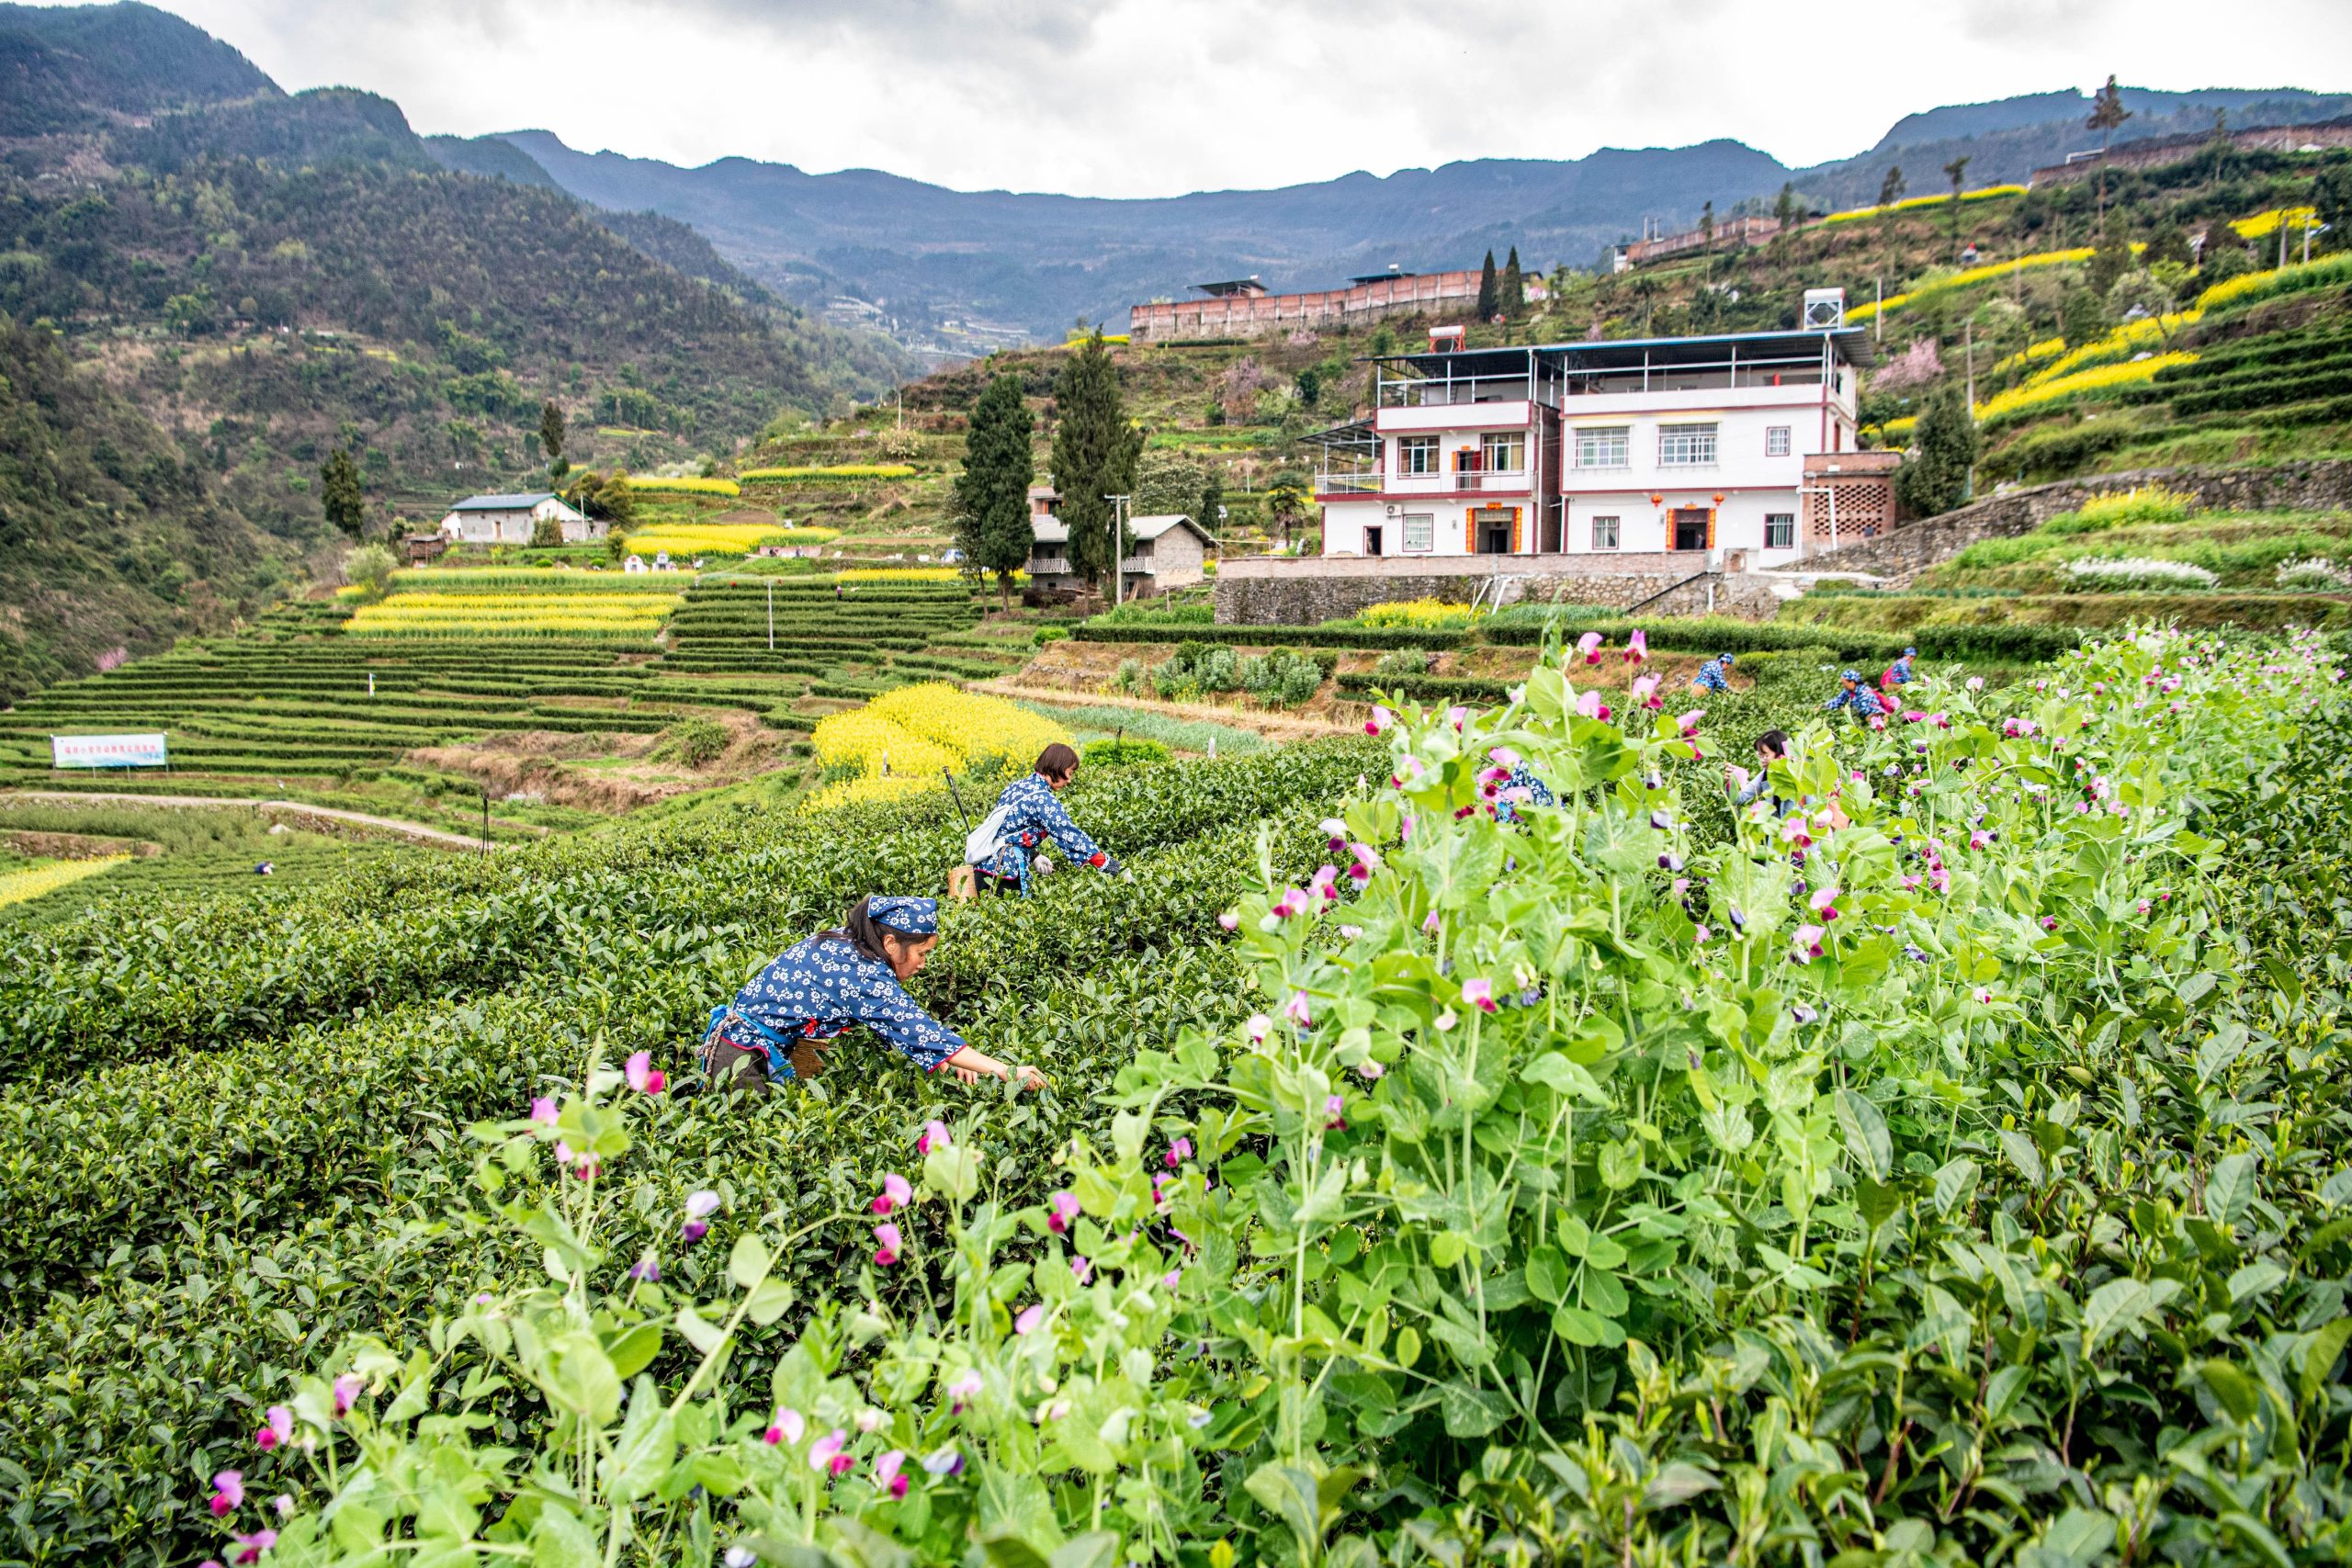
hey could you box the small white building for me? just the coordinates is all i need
[1307,310,1877,568]
[1028,502,1215,599]
[437,491,601,545]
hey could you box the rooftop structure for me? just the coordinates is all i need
[1129,266,1547,343]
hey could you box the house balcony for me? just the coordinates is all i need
[1453,468,1528,492]
[1316,472,1383,496]
[1118,557,1157,575]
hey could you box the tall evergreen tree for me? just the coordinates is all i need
[1772,183,1798,259]
[1198,470,1225,541]
[1876,165,1906,266]
[320,446,365,538]
[951,373,1035,607]
[1942,155,1972,258]
[537,399,568,479]
[1049,332,1140,590]
[2086,75,2132,223]
[1893,388,1979,518]
[1476,252,1499,321]
[1501,247,1524,319]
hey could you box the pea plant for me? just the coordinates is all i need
[195,627,2352,1568]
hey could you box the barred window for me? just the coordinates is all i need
[1573,426,1629,468]
[1590,515,1621,550]
[1658,423,1718,466]
[1765,513,1795,549]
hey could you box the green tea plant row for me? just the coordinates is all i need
[1081,617,2084,664]
[0,740,1385,1083]
[169,626,2352,1568]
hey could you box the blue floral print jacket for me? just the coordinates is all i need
[707,933,964,1078]
[973,772,1109,893]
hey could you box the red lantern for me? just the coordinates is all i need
[1647,493,1663,506]
[1712,492,1725,505]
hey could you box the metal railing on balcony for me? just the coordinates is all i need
[1315,472,1383,494]
[1376,373,1534,409]
[1453,468,1528,491]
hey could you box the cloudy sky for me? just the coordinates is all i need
[137,0,2352,197]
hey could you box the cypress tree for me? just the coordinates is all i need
[1049,332,1140,590]
[1893,388,1980,518]
[952,373,1035,606]
[1476,251,1499,321]
[1198,470,1225,541]
[320,446,365,537]
[1501,247,1524,319]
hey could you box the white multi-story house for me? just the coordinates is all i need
[1310,305,1879,569]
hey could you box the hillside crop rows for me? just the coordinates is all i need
[5,626,2351,1568]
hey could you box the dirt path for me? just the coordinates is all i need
[967,681,1352,741]
[0,792,503,850]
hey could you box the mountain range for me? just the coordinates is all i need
[447,86,2349,351]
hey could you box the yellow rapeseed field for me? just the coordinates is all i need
[1848,246,2104,323]
[345,592,683,637]
[2232,205,2318,242]
[834,567,999,583]
[1823,185,2028,225]
[2023,310,2202,389]
[810,684,1071,798]
[1973,352,2198,423]
[0,855,130,909]
[1358,598,1485,628]
[624,476,741,497]
[623,523,839,558]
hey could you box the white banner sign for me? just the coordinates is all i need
[51,733,169,769]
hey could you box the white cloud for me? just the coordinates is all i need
[129,0,2352,197]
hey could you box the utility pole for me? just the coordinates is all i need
[766,577,775,650]
[1103,492,1131,607]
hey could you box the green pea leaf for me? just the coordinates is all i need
[727,1233,772,1291]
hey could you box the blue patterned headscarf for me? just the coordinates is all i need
[1840,669,1860,683]
[869,896,940,936]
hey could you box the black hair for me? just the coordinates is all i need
[817,895,899,965]
[1035,742,1080,780]
[1756,728,1792,757]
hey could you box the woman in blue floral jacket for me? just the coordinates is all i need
[967,743,1124,896]
[698,896,1046,1093]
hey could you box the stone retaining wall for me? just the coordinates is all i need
[1782,460,2352,582]
[1213,550,1780,625]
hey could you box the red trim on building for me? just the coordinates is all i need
[1314,489,1536,504]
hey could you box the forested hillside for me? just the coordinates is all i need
[0,318,283,703]
[0,3,912,698]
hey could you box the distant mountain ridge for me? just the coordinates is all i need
[467,83,2349,345]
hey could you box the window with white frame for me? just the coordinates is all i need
[1402,513,1433,552]
[1398,436,1438,475]
[1590,515,1621,550]
[1480,431,1526,472]
[1658,423,1718,466]
[1766,425,1792,457]
[1765,513,1795,549]
[1573,425,1629,468]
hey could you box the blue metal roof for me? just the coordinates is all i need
[449,491,559,511]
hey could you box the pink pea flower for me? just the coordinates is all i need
[682,1189,719,1243]
[809,1430,854,1476]
[1445,705,1469,730]
[923,1446,966,1477]
[1014,1303,1046,1336]
[872,1223,902,1267]
[332,1373,362,1419]
[1973,987,1995,1005]
[875,1450,910,1499]
[1365,705,1394,736]
[1967,676,1984,691]
[918,1120,952,1155]
[273,1496,293,1519]
[1324,1093,1347,1131]
[1969,829,1992,852]
[1576,631,1603,664]
[1359,1060,1385,1080]
[1624,628,1648,664]
[1695,925,1712,945]
[624,1050,666,1096]
[1463,977,1498,1013]
[231,1530,277,1565]
[946,1371,982,1414]
[2041,915,2058,931]
[1071,1255,1092,1284]
[1319,817,1348,852]
[1808,885,1841,922]
[1421,910,1442,934]
[628,1251,661,1283]
[1046,1190,1080,1235]
[1348,842,1380,882]
[1245,1012,1272,1043]
[1902,710,1926,724]
[1217,910,1239,931]
[765,1406,806,1446]
[1284,990,1313,1028]
[528,1096,558,1126]
[873,1172,912,1216]
[1488,746,1521,769]
[1632,673,1659,708]
[1675,709,1704,738]
[1167,1136,1194,1166]
[256,1406,292,1451]
[2136,898,2151,917]
[209,1471,243,1517]
[1791,924,1825,964]
[1575,689,1606,720]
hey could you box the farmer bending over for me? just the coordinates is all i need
[1884,647,1918,687]
[1690,651,1736,694]
[1824,669,1886,723]
[700,896,1046,1093]
[967,742,1123,896]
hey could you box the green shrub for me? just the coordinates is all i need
[1079,736,1171,768]
[652,716,730,767]
[1371,649,1431,678]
